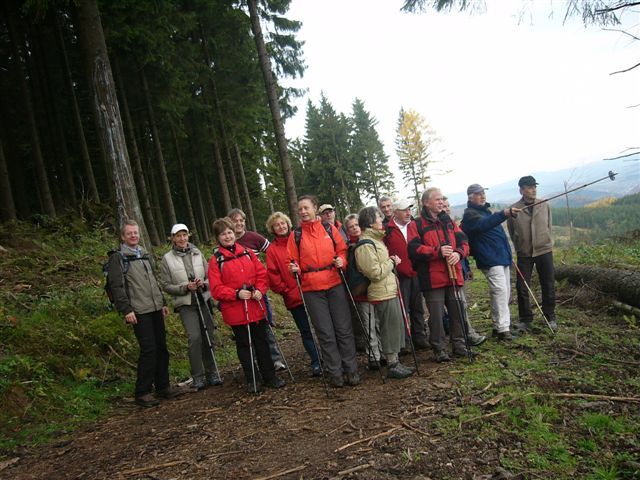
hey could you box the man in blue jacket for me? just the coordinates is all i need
[461,184,520,340]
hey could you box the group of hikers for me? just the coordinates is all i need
[106,175,557,407]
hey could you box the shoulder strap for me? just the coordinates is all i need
[294,227,302,253]
[354,239,376,251]
[213,247,250,272]
[321,222,337,249]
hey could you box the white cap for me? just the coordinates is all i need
[170,223,189,235]
[393,199,414,210]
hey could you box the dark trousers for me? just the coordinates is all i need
[399,276,428,345]
[132,310,170,396]
[303,284,357,378]
[290,305,320,368]
[515,252,556,323]
[423,287,466,354]
[231,320,276,384]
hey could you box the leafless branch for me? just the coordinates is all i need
[610,60,640,74]
[603,150,640,160]
[602,27,640,41]
[595,2,640,14]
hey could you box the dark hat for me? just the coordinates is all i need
[466,183,487,195]
[518,176,538,187]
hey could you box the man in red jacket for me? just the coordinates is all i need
[384,199,428,350]
[408,187,473,362]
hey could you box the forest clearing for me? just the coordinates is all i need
[1,220,638,480]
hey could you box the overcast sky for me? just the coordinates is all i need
[282,0,640,201]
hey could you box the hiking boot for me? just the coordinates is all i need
[368,359,381,371]
[387,362,414,379]
[247,381,262,394]
[469,334,487,346]
[311,365,322,377]
[435,350,451,363]
[515,321,532,333]
[156,386,186,399]
[264,376,286,389]
[496,330,514,341]
[135,393,160,408]
[344,372,360,386]
[274,360,286,371]
[193,377,207,391]
[453,349,478,359]
[330,375,344,388]
[399,347,411,357]
[413,338,429,350]
[548,320,558,331]
[207,372,223,386]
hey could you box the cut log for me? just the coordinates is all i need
[555,265,640,308]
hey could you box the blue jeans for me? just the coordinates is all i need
[290,305,320,368]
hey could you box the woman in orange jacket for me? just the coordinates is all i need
[287,195,359,388]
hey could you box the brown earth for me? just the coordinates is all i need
[0,339,506,480]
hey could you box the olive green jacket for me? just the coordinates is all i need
[355,228,398,302]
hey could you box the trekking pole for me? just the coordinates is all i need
[291,261,330,397]
[189,275,222,383]
[512,262,555,335]
[241,284,258,394]
[437,212,473,362]
[249,287,295,382]
[519,171,618,211]
[336,257,385,385]
[392,268,420,375]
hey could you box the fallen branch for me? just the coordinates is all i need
[401,420,430,437]
[558,347,640,366]
[336,463,373,476]
[120,460,187,476]
[196,408,222,414]
[459,410,507,429]
[334,426,401,452]
[253,465,307,480]
[539,392,640,403]
[108,345,136,370]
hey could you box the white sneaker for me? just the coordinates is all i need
[274,360,286,371]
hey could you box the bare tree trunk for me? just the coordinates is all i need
[113,55,161,246]
[5,5,56,218]
[202,172,218,228]
[139,63,177,226]
[171,125,199,244]
[0,137,17,221]
[224,134,243,210]
[194,176,210,243]
[247,0,298,222]
[72,0,150,247]
[54,11,99,202]
[234,143,256,231]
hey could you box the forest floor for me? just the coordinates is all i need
[1,223,639,480]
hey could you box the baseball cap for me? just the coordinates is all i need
[170,223,189,235]
[318,204,334,214]
[393,199,414,210]
[466,184,487,195]
[518,176,538,187]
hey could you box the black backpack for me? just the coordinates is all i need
[345,239,376,297]
[102,249,145,305]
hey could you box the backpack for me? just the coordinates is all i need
[345,239,376,297]
[212,247,252,273]
[293,221,336,253]
[102,249,146,305]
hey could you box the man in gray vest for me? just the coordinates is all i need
[107,220,183,407]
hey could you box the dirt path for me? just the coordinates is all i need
[1,339,498,480]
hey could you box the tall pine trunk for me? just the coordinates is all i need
[0,137,17,221]
[247,0,297,222]
[138,63,177,226]
[5,5,56,218]
[54,12,99,202]
[112,54,160,246]
[202,172,218,228]
[208,122,232,214]
[194,177,210,242]
[72,0,150,247]
[234,143,256,231]
[170,125,199,244]
[224,132,243,210]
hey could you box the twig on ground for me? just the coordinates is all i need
[253,465,307,480]
[334,426,401,452]
[119,460,187,476]
[459,410,507,430]
[558,347,640,366]
[537,392,640,403]
[335,463,373,476]
[401,420,430,437]
[196,408,222,414]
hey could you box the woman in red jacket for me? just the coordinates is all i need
[287,195,359,388]
[265,212,320,377]
[208,218,285,393]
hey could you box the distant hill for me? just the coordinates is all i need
[448,155,640,208]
